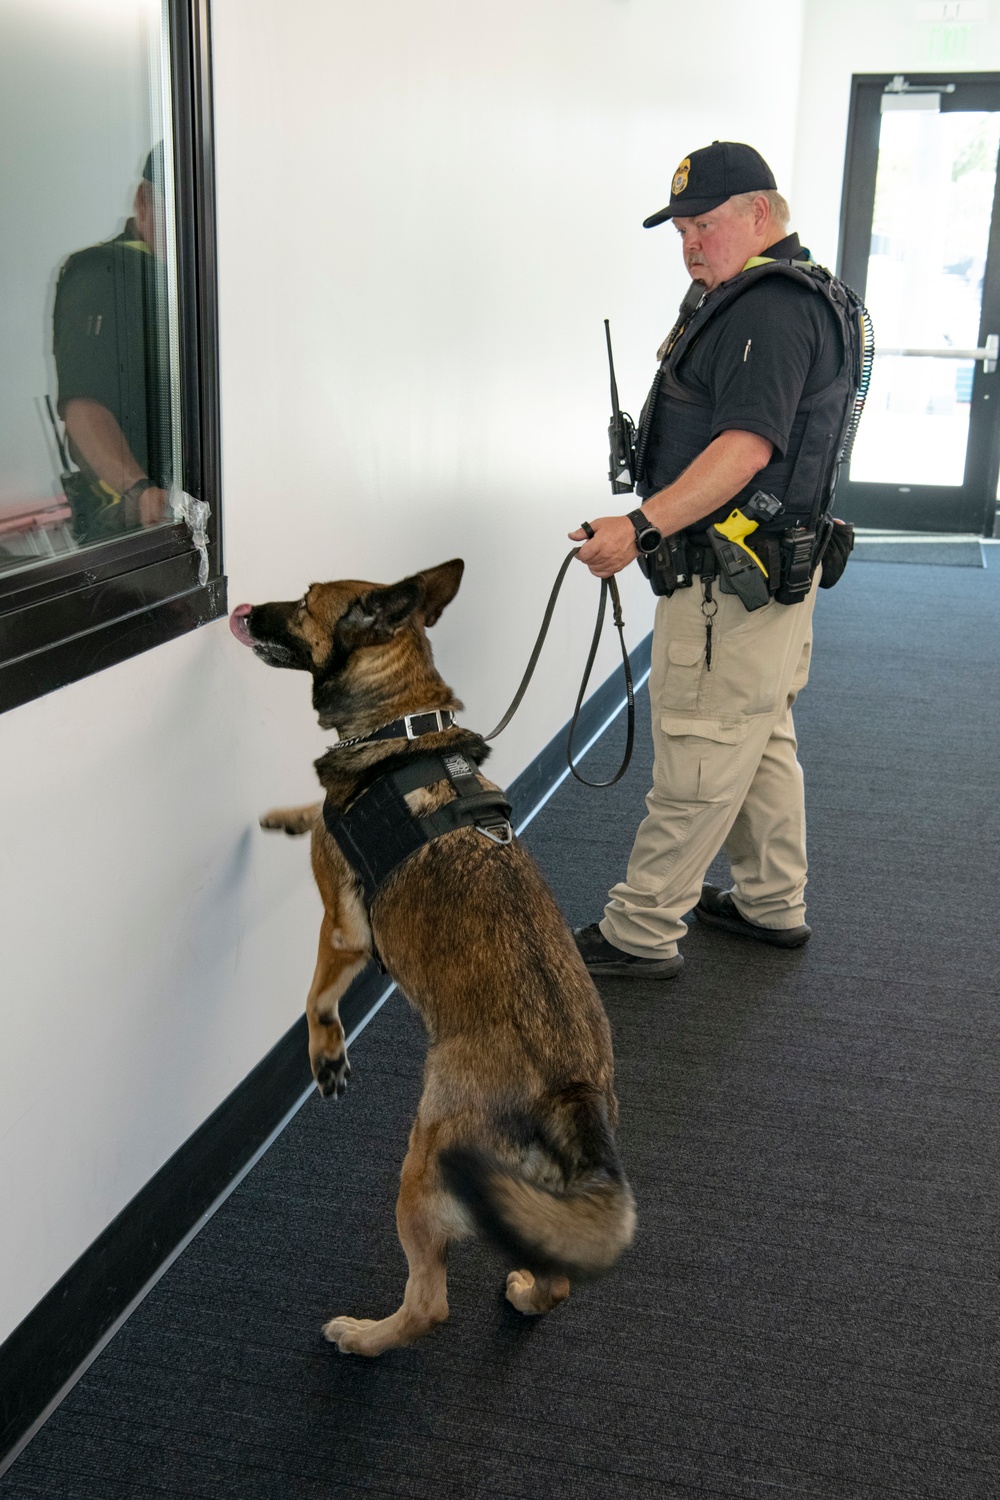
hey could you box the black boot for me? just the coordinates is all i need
[693,885,812,948]
[573,923,684,979]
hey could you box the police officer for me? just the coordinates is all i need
[571,141,856,979]
[53,145,171,543]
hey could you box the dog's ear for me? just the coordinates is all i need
[340,578,423,644]
[417,559,464,627]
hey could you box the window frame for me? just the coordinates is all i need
[0,0,225,716]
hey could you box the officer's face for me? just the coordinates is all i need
[673,198,762,291]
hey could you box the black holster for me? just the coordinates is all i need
[774,516,855,600]
[636,533,694,597]
[816,515,855,588]
[62,471,148,545]
[707,530,772,610]
[774,526,817,606]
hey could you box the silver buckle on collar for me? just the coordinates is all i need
[404,709,451,739]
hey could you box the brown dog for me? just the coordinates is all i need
[230,559,635,1355]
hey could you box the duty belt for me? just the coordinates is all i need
[323,750,513,918]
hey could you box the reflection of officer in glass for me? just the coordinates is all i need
[53,145,170,542]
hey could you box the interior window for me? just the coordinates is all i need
[0,0,222,712]
[1,2,183,573]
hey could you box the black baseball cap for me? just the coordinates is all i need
[142,143,164,189]
[643,141,777,227]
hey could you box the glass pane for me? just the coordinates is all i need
[0,0,181,578]
[850,107,1000,486]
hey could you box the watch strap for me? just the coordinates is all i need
[120,477,154,505]
[627,508,661,551]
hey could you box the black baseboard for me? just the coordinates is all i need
[0,630,651,1470]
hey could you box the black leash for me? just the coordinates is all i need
[483,546,635,789]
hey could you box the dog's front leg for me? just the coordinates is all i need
[324,1133,450,1355]
[307,912,366,1098]
[259,802,322,837]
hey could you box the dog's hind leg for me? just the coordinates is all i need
[324,1135,451,1356]
[307,913,366,1098]
[505,1269,570,1316]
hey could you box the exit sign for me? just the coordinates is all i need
[916,1,987,17]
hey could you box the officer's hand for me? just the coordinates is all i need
[568,515,637,578]
[140,486,169,527]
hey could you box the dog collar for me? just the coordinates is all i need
[328,708,457,751]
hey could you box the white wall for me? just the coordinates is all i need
[0,0,805,1345]
[213,0,807,771]
[792,0,1000,271]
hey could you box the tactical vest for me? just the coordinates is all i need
[634,259,867,535]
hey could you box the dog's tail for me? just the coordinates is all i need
[439,1084,636,1281]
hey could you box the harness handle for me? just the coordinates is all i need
[483,549,635,789]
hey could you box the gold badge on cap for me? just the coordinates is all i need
[672,158,691,196]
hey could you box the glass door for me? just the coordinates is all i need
[838,73,1000,535]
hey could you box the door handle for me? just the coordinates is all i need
[875,334,999,372]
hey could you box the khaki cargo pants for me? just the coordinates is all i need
[601,571,820,957]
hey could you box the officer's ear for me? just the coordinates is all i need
[134,180,154,242]
[749,192,770,232]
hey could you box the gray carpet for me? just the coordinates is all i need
[851,533,987,568]
[3,558,1000,1499]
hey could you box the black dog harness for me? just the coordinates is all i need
[323,749,513,914]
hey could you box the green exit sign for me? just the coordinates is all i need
[916,1,987,15]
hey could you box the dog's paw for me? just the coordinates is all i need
[505,1270,543,1314]
[312,1047,351,1099]
[505,1268,570,1316]
[323,1316,378,1354]
[259,803,322,837]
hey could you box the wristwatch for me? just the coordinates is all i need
[120,477,154,506]
[627,508,663,554]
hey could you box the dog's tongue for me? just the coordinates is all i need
[229,603,253,645]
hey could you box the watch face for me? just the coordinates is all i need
[629,510,661,553]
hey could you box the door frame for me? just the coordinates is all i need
[837,72,1000,536]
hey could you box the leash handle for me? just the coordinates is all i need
[482,548,635,789]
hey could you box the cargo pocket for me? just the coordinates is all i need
[661,638,706,713]
[655,714,747,803]
[706,615,784,717]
